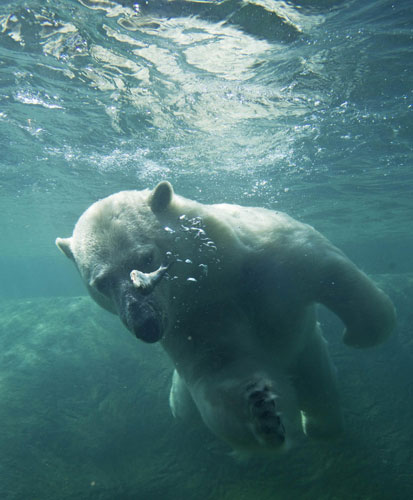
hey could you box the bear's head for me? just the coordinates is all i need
[56,182,175,343]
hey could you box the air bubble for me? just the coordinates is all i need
[190,227,206,238]
[199,264,208,276]
[203,241,217,251]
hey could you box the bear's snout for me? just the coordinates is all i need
[122,296,163,343]
[134,317,163,343]
[113,281,164,343]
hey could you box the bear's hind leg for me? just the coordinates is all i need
[191,371,298,453]
[294,325,344,440]
[244,376,286,448]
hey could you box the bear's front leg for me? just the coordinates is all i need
[169,369,198,420]
[307,242,396,348]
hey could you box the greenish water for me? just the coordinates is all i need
[0,1,412,499]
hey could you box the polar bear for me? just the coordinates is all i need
[56,181,396,453]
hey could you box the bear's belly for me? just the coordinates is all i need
[162,301,316,383]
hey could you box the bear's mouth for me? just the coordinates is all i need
[112,280,164,343]
[136,317,162,343]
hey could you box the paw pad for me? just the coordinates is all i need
[245,378,285,446]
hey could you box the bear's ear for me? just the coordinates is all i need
[149,181,174,213]
[55,237,75,261]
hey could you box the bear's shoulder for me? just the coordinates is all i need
[195,202,317,253]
